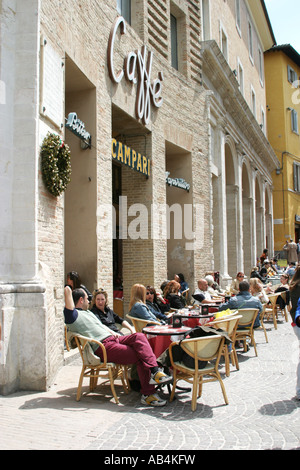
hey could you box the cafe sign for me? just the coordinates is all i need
[166,172,190,192]
[65,112,91,149]
[108,16,164,125]
[112,139,151,177]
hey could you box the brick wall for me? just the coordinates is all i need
[38,0,211,367]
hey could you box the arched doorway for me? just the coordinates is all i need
[242,161,252,276]
[255,177,264,261]
[225,141,238,278]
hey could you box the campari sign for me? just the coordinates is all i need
[107,16,164,125]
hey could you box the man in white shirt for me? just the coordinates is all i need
[193,279,217,305]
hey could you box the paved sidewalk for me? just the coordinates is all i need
[0,317,299,451]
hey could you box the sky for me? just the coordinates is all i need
[264,0,300,53]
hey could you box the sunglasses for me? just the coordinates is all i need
[93,288,105,294]
[146,291,154,295]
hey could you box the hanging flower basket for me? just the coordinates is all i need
[41,132,71,197]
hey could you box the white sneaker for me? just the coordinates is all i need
[149,370,173,385]
[141,393,167,407]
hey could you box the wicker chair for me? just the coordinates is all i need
[235,308,259,356]
[126,314,160,332]
[169,335,228,411]
[265,293,281,329]
[207,314,242,376]
[66,330,130,403]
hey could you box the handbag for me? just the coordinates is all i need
[161,325,231,369]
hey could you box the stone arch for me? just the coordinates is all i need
[225,138,239,277]
[242,159,253,276]
[264,185,273,253]
[255,175,264,260]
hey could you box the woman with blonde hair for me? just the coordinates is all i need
[249,278,269,304]
[129,284,165,323]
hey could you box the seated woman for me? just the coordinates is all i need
[91,288,134,335]
[174,273,189,298]
[145,286,169,321]
[267,273,290,309]
[163,280,186,309]
[129,284,165,324]
[66,270,92,302]
[230,272,245,294]
[259,262,269,283]
[249,278,269,304]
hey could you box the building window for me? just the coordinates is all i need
[288,65,298,85]
[291,109,298,133]
[258,48,264,85]
[201,0,211,41]
[248,21,253,62]
[171,14,178,70]
[251,86,256,117]
[235,0,241,35]
[261,108,266,134]
[220,27,228,61]
[294,162,300,192]
[237,60,244,95]
[117,0,131,24]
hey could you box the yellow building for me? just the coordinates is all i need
[265,44,300,256]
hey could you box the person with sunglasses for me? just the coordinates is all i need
[145,286,169,322]
[129,284,166,324]
[230,272,245,295]
[64,286,172,407]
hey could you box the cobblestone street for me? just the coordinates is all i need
[0,318,299,451]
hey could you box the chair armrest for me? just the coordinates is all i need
[73,334,108,365]
[168,341,180,366]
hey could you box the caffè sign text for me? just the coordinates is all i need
[108,16,164,125]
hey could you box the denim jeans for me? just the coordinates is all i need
[292,325,300,399]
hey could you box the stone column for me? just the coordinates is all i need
[0,1,50,394]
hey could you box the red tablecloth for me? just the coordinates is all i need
[147,336,173,358]
[143,325,191,358]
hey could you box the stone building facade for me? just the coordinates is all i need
[0,0,211,393]
[200,0,279,282]
[0,0,278,393]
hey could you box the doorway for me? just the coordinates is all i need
[64,55,97,292]
[165,141,193,287]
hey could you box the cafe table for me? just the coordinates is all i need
[142,324,191,358]
[175,309,215,328]
[267,276,281,286]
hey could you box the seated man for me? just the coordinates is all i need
[286,262,296,278]
[218,281,262,328]
[193,279,217,305]
[64,286,172,407]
